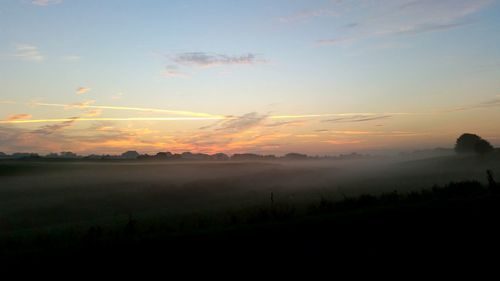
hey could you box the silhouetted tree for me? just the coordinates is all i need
[474,139,494,155]
[284,153,308,160]
[60,151,78,158]
[121,150,140,159]
[155,152,172,160]
[212,153,229,160]
[455,133,493,154]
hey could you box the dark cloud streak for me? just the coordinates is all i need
[34,117,79,135]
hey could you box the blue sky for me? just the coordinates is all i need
[1,0,500,155]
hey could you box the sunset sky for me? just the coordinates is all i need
[1,0,500,155]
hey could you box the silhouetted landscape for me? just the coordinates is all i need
[3,0,500,273]
[1,133,499,270]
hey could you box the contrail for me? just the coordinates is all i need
[33,102,225,118]
[269,112,417,119]
[33,102,418,119]
[0,101,424,125]
[0,117,230,124]
[0,113,422,125]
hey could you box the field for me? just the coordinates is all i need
[1,153,500,270]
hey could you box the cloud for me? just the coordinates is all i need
[316,0,491,45]
[279,8,337,23]
[330,130,422,137]
[76,87,90,95]
[0,117,228,125]
[265,120,306,128]
[180,112,269,150]
[35,102,224,118]
[32,0,62,6]
[322,139,364,145]
[330,130,373,135]
[65,100,96,109]
[397,0,489,18]
[163,68,189,78]
[34,117,79,135]
[316,37,355,46]
[171,52,266,68]
[0,113,281,154]
[322,115,393,123]
[296,134,318,138]
[450,96,500,112]
[0,126,51,153]
[83,109,102,117]
[0,124,138,154]
[6,114,32,121]
[215,112,267,134]
[11,44,44,62]
[385,21,473,36]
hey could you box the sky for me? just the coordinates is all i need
[1,0,500,156]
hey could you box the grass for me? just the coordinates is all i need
[1,179,498,264]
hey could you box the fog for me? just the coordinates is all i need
[1,153,499,234]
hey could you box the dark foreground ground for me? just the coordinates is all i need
[2,180,500,272]
[1,156,500,273]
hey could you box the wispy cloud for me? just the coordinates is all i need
[316,37,355,46]
[12,44,44,62]
[322,114,393,123]
[269,112,411,119]
[32,0,62,6]
[76,87,90,95]
[265,120,306,127]
[6,114,32,121]
[82,109,102,117]
[329,130,373,135]
[279,8,337,23]
[449,96,500,112]
[65,100,96,109]
[171,52,266,68]
[10,101,416,126]
[34,117,79,135]
[214,112,267,133]
[163,68,189,78]
[34,102,225,118]
[392,21,472,36]
[179,112,271,151]
[0,124,155,154]
[321,139,364,145]
[317,0,491,46]
[330,130,423,137]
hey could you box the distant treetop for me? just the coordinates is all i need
[121,150,140,159]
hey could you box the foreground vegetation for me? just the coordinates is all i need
[2,175,500,269]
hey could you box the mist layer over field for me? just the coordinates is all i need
[1,154,499,235]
